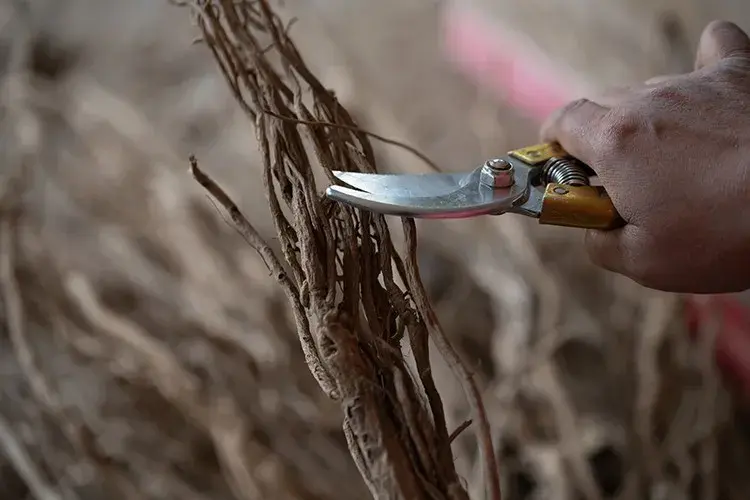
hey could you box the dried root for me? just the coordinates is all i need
[181,0,500,498]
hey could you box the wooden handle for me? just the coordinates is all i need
[539,183,623,230]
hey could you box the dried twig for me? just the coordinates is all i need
[0,414,63,500]
[65,272,274,500]
[179,0,501,497]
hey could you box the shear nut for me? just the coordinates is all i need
[481,159,514,188]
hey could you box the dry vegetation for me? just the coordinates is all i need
[0,0,749,499]
[186,1,498,497]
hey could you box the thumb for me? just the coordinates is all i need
[695,20,750,70]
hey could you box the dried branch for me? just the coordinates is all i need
[179,0,501,497]
[0,414,63,500]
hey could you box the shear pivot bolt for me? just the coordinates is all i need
[481,159,514,188]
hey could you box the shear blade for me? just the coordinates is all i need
[331,170,470,198]
[325,168,530,219]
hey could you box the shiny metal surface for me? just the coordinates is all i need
[323,141,622,229]
[542,157,589,186]
[480,158,515,188]
[325,159,535,219]
[330,170,471,198]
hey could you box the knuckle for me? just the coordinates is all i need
[564,97,591,113]
[718,57,750,81]
[556,98,592,129]
[705,19,748,43]
[723,49,750,63]
[600,110,641,153]
[541,98,591,140]
[564,97,599,120]
[705,19,734,33]
[643,84,683,103]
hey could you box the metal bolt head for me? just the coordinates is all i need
[485,158,511,171]
[481,159,514,188]
[553,186,569,195]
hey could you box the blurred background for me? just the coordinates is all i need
[1,0,750,499]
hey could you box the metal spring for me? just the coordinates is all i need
[542,157,590,186]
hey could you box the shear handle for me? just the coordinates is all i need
[540,184,623,230]
[509,143,625,230]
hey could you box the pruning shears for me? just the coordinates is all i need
[324,142,623,230]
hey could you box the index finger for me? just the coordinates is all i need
[539,98,609,162]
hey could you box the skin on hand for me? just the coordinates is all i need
[541,20,750,294]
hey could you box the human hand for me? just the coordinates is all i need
[541,20,750,294]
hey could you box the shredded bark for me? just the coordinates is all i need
[179,0,501,498]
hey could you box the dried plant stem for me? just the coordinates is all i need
[258,108,442,173]
[402,219,501,499]
[0,414,63,500]
[0,217,65,500]
[189,155,338,397]
[66,273,266,500]
[178,0,502,497]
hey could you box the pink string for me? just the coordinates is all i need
[440,5,574,122]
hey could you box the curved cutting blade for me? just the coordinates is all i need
[331,170,471,197]
[325,165,532,219]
